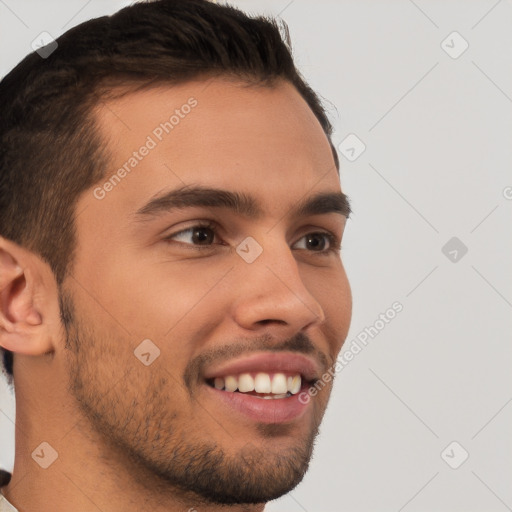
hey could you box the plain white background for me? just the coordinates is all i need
[1,1,511,511]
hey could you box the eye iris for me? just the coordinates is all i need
[193,227,214,244]
[306,233,326,251]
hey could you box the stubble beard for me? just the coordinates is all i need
[59,289,322,505]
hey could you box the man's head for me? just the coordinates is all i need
[0,0,351,507]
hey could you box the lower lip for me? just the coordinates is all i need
[203,384,311,424]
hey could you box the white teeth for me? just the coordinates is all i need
[290,375,301,394]
[271,373,287,394]
[238,373,255,392]
[287,375,302,394]
[210,372,302,395]
[224,375,238,392]
[254,373,272,393]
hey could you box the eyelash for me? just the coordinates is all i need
[164,221,342,255]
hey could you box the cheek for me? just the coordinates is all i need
[307,262,352,352]
[97,252,225,336]
[309,260,351,313]
[64,313,194,447]
[92,256,233,377]
[335,267,352,329]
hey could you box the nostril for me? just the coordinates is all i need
[257,319,286,326]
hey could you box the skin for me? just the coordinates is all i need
[0,77,351,512]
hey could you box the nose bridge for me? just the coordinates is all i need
[232,234,325,329]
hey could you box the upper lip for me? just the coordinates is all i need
[202,352,322,383]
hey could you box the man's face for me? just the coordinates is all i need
[64,78,351,504]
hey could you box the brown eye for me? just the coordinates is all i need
[167,224,217,246]
[292,232,339,254]
[304,233,327,251]
[191,226,215,245]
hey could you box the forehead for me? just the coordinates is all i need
[85,78,340,222]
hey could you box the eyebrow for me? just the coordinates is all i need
[134,185,351,220]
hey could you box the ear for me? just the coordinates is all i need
[0,236,57,356]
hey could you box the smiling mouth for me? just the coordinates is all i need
[206,372,308,400]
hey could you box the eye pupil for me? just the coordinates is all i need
[193,227,214,244]
[307,233,326,251]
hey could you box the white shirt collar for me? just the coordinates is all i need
[0,494,18,512]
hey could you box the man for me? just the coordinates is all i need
[0,0,352,510]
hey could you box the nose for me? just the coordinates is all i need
[231,237,326,336]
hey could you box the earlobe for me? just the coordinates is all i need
[0,238,55,356]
